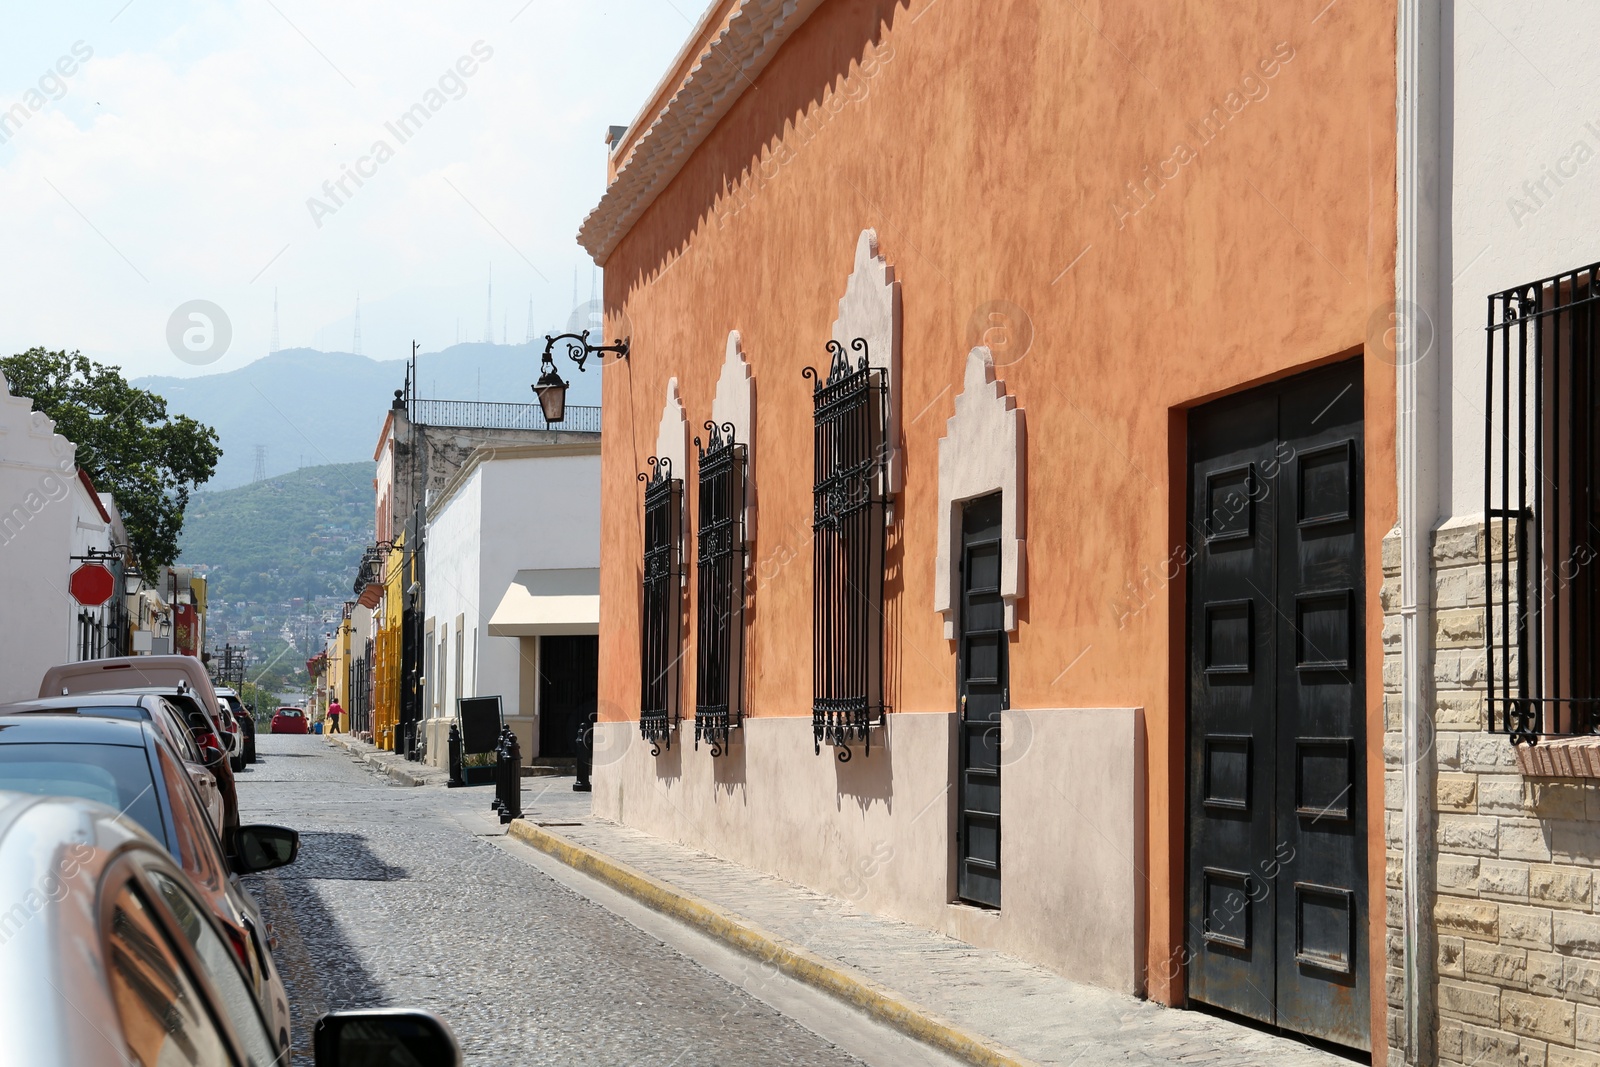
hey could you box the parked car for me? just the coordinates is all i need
[37,657,241,840]
[270,706,308,734]
[0,693,227,831]
[217,687,257,767]
[0,790,461,1066]
[0,713,296,1053]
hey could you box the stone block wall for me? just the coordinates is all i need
[1388,518,1600,1067]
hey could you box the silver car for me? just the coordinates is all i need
[0,712,292,1054]
[0,791,461,1066]
[0,693,229,831]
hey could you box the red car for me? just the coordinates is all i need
[269,706,308,734]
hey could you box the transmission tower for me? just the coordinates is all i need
[253,445,267,482]
[270,288,280,353]
[483,265,493,344]
[352,292,363,356]
[525,296,535,343]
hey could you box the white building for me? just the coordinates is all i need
[421,440,601,766]
[0,372,123,702]
[1388,6,1600,1063]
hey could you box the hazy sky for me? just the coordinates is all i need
[0,1,692,378]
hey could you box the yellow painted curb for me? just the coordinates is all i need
[506,818,1042,1067]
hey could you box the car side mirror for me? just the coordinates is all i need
[198,737,228,767]
[233,824,299,874]
[313,1010,461,1066]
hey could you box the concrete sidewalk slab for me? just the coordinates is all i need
[510,781,1358,1067]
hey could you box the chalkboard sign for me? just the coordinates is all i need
[457,696,503,755]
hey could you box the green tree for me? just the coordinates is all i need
[1,348,221,569]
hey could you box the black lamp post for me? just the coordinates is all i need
[534,331,630,424]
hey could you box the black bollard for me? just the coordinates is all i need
[495,726,522,823]
[573,710,595,793]
[446,722,465,788]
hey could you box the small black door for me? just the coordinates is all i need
[539,635,598,759]
[1186,359,1369,1051]
[957,493,1007,908]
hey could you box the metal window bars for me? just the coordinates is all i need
[694,422,747,757]
[804,338,890,762]
[639,456,684,755]
[1485,262,1600,744]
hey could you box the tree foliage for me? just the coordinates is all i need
[1,348,221,569]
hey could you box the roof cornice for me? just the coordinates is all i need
[577,0,827,265]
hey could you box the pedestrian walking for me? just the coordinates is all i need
[327,697,344,734]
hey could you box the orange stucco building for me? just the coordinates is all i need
[581,0,1396,1055]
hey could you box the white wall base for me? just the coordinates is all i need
[591,707,1145,994]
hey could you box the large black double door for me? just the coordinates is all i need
[1186,360,1369,1050]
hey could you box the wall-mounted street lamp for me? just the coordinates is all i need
[533,331,630,424]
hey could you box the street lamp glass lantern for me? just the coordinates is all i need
[123,571,142,597]
[534,367,567,424]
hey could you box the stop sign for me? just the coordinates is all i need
[69,563,116,607]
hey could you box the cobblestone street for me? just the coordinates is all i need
[239,735,932,1067]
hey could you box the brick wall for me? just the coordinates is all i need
[1388,519,1600,1067]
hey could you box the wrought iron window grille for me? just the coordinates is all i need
[1485,262,1600,745]
[639,456,685,755]
[803,338,890,762]
[694,421,748,757]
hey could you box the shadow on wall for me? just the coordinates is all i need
[835,720,893,812]
[654,730,683,784]
[712,729,748,797]
[616,0,909,293]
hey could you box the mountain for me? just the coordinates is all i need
[177,461,376,612]
[136,342,603,490]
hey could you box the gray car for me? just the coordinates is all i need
[0,713,293,1055]
[0,693,228,831]
[0,791,461,1066]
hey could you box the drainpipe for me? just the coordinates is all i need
[1397,0,1442,1061]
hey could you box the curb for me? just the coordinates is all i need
[506,819,1042,1067]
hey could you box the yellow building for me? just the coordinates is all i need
[372,533,405,750]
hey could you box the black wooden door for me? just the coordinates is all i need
[1186,360,1368,1051]
[957,493,1007,908]
[539,635,598,759]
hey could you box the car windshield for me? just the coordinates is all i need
[0,743,164,841]
[15,705,148,721]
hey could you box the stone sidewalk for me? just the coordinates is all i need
[324,732,448,787]
[503,775,1361,1067]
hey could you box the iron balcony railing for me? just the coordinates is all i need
[410,399,601,434]
[1485,260,1600,743]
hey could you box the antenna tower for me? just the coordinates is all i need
[525,296,535,343]
[483,265,493,344]
[352,292,363,355]
[252,445,267,482]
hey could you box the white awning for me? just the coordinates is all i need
[487,568,599,636]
